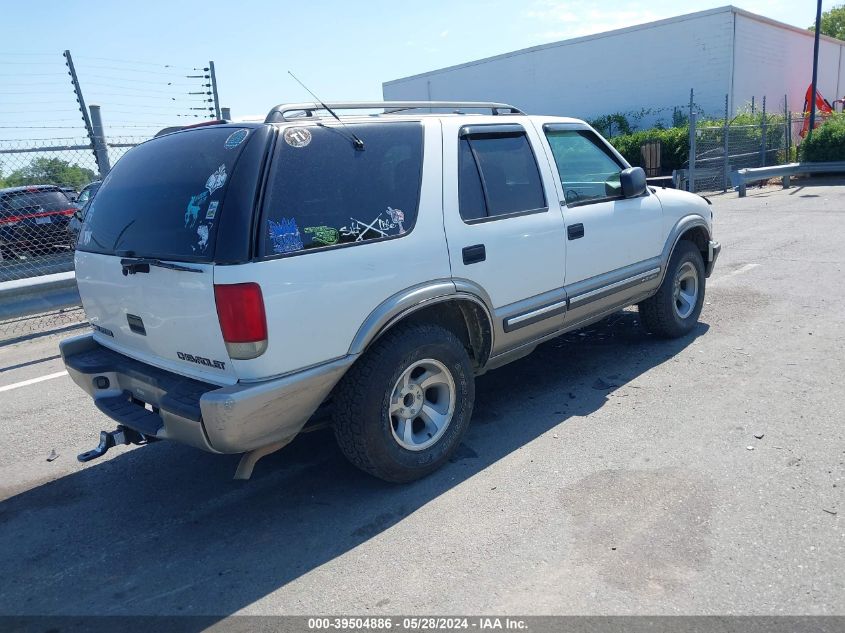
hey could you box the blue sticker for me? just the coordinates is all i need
[205,200,219,220]
[268,217,304,253]
[224,129,249,149]
[185,191,208,228]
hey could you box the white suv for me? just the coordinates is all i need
[61,101,720,482]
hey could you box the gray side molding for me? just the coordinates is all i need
[348,280,495,357]
[658,215,711,285]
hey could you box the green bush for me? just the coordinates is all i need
[608,127,690,173]
[799,114,845,162]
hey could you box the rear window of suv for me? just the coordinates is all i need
[1,189,72,214]
[260,122,423,257]
[76,126,254,261]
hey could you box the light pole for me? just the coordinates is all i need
[808,0,823,139]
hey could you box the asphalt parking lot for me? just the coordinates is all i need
[0,178,842,617]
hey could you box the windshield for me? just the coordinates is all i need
[76,126,253,261]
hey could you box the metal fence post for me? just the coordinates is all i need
[688,110,697,193]
[723,94,730,192]
[89,105,111,177]
[760,96,768,167]
[209,61,222,120]
[787,112,793,161]
[63,50,94,143]
[784,95,790,162]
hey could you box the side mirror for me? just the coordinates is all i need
[620,167,647,198]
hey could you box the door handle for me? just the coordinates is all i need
[462,244,486,265]
[567,223,584,240]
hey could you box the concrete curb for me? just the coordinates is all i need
[0,272,80,321]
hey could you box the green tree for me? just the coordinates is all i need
[809,4,845,40]
[586,113,633,138]
[3,157,97,190]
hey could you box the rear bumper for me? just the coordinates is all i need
[705,239,721,278]
[60,333,354,454]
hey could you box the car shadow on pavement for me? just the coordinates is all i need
[0,311,707,619]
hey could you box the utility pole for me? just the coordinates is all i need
[808,0,823,139]
[209,61,222,120]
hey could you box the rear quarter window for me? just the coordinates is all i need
[76,126,255,261]
[260,122,423,257]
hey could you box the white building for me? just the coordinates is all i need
[383,5,845,126]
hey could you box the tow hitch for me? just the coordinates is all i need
[77,426,154,462]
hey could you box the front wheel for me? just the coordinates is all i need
[333,323,475,483]
[638,240,705,338]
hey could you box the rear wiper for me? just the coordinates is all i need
[120,257,203,275]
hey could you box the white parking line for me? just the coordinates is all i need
[711,263,760,285]
[0,370,68,393]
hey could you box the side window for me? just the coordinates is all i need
[544,129,624,206]
[261,122,423,256]
[458,127,546,222]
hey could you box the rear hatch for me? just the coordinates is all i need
[75,125,261,385]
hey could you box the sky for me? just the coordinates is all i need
[0,0,840,143]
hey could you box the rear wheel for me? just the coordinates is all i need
[638,240,705,338]
[333,323,475,483]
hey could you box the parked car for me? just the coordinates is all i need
[68,180,101,246]
[74,180,101,209]
[0,185,77,259]
[61,101,720,482]
[60,186,79,203]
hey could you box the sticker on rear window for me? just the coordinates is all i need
[387,206,406,233]
[196,224,210,251]
[283,127,312,148]
[205,164,227,196]
[185,191,208,228]
[205,200,219,220]
[224,129,249,149]
[268,217,304,253]
[304,225,340,246]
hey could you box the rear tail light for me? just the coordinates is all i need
[0,208,76,225]
[214,283,268,360]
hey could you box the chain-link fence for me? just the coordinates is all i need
[0,135,145,342]
[690,118,793,193]
[0,136,143,284]
[0,138,99,282]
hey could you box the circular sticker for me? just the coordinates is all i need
[284,127,312,148]
[224,128,249,149]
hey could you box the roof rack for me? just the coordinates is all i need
[264,101,524,123]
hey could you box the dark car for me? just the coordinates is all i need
[60,186,79,203]
[67,180,102,247]
[0,185,76,259]
[74,180,101,209]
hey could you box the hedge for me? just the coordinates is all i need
[799,114,845,162]
[607,127,690,173]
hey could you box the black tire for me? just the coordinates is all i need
[333,323,475,483]
[638,240,705,338]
